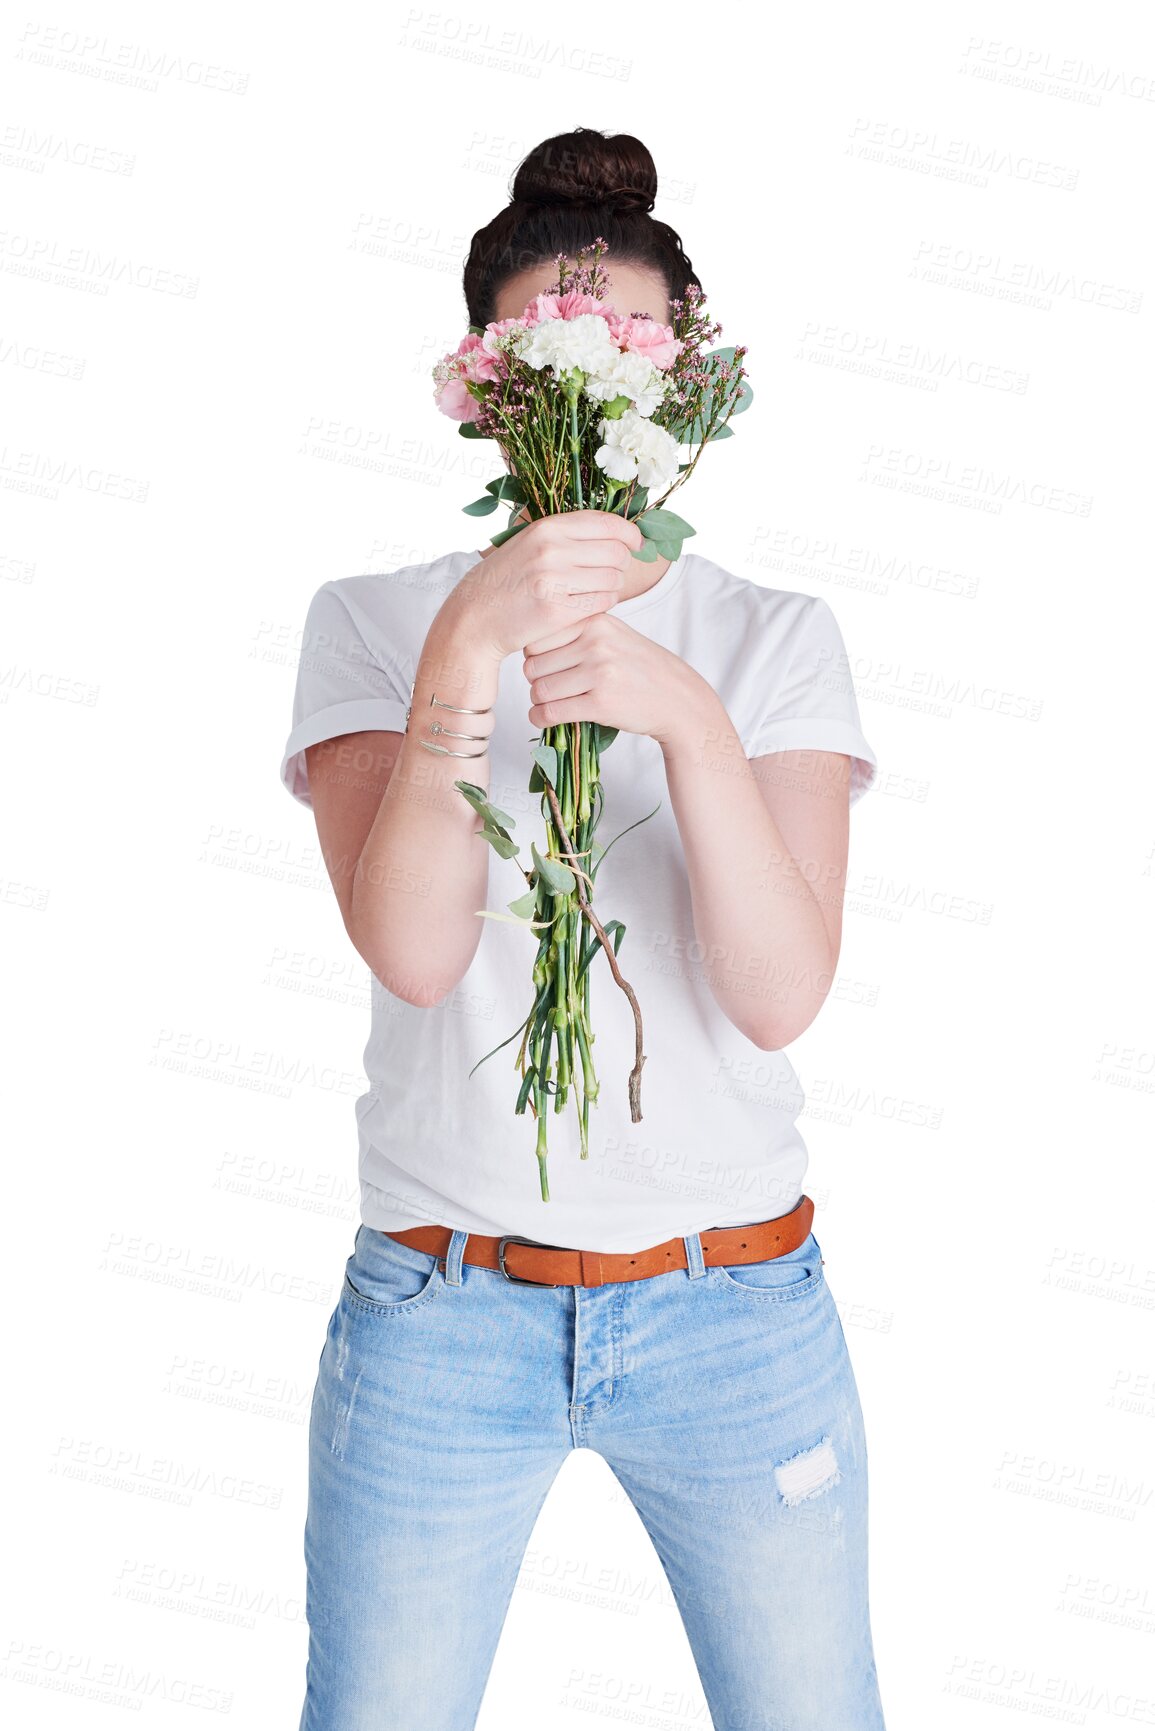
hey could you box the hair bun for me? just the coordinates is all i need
[511,127,657,216]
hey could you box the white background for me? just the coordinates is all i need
[4,1,1154,1725]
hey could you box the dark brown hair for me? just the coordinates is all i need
[463,126,702,330]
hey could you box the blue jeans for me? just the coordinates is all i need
[299,1219,887,1730]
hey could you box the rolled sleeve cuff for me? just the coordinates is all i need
[280,696,410,807]
[743,718,879,806]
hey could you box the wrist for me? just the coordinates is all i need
[411,600,503,727]
[439,576,510,668]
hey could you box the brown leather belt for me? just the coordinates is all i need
[383,1194,815,1289]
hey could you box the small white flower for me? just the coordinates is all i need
[583,351,667,417]
[594,409,682,492]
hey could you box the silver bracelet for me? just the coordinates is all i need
[405,681,493,757]
[418,739,489,759]
[431,692,495,714]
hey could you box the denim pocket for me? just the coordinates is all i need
[342,1226,445,1315]
[712,1230,826,1300]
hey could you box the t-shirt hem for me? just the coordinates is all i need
[358,1192,808,1255]
[742,717,879,805]
[280,696,410,806]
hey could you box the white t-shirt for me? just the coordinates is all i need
[279,547,879,1253]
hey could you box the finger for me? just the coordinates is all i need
[547,511,645,548]
[527,665,594,706]
[529,692,598,729]
[524,622,586,657]
[530,565,627,611]
[555,539,637,570]
[524,636,588,676]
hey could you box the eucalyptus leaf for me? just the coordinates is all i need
[624,487,650,518]
[531,841,576,896]
[456,783,518,832]
[532,744,559,786]
[463,494,500,516]
[638,509,695,542]
[630,540,659,562]
[507,889,539,920]
[457,421,489,440]
[484,474,529,502]
[667,345,751,443]
[591,723,618,752]
[481,825,520,860]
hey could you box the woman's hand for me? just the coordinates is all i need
[522,611,718,753]
[447,510,644,661]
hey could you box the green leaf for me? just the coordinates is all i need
[630,540,659,562]
[515,1066,537,1114]
[667,346,751,443]
[484,473,529,503]
[457,420,490,440]
[590,800,662,880]
[576,918,626,984]
[507,889,539,920]
[467,978,554,1079]
[476,907,550,928]
[455,782,518,833]
[481,824,520,860]
[467,323,486,337]
[592,723,618,752]
[637,509,695,542]
[532,744,559,786]
[489,519,530,548]
[624,486,650,518]
[463,494,500,516]
[531,841,576,896]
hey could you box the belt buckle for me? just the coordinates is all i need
[497,1235,565,1287]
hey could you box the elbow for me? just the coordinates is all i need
[367,954,466,1008]
[352,926,477,1009]
[748,1021,790,1053]
[749,993,831,1051]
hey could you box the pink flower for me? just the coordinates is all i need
[610,314,683,371]
[433,373,480,422]
[523,290,611,326]
[455,331,502,382]
[479,317,529,361]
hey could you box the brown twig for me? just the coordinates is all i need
[542,776,646,1122]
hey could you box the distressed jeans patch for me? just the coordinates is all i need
[774,1435,841,1507]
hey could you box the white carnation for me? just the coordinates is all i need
[594,409,681,492]
[583,351,667,417]
[512,313,620,380]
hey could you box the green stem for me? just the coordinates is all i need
[568,385,584,509]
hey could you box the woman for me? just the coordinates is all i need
[280,127,888,1730]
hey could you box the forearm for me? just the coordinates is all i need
[351,597,503,1006]
[660,683,835,1048]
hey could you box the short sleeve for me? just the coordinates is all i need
[279,581,411,809]
[743,596,879,806]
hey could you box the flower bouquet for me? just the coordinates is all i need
[432,237,751,1201]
